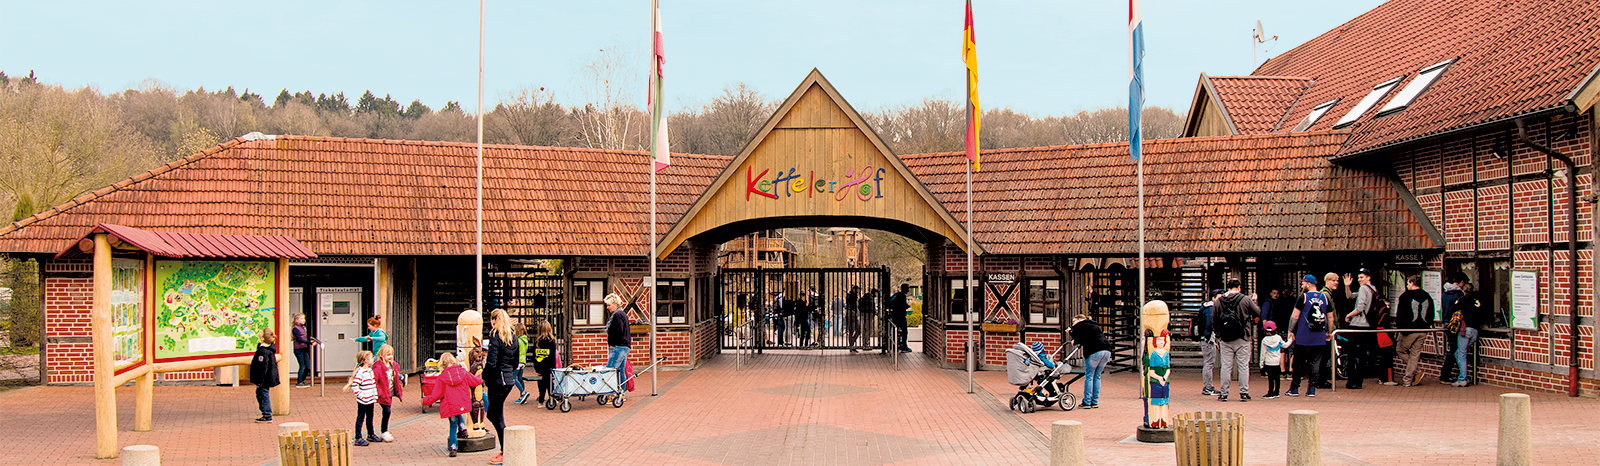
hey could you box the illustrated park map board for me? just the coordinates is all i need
[154,261,276,361]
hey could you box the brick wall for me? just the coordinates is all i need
[943,329,975,364]
[982,331,1020,366]
[1026,331,1064,359]
[44,277,93,384]
[568,328,694,368]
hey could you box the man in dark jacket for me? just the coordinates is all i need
[888,284,912,353]
[249,330,280,422]
[1211,279,1260,402]
[846,285,862,352]
[1196,289,1221,396]
[859,289,879,352]
[1450,279,1484,387]
[1394,275,1434,387]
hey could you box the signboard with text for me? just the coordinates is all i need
[1510,270,1538,330]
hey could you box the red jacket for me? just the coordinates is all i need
[421,364,482,418]
[373,359,403,406]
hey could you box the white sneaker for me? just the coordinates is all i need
[381,432,394,442]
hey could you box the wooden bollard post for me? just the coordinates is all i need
[122,445,159,466]
[278,422,310,435]
[1050,420,1084,466]
[505,425,537,466]
[1499,393,1531,466]
[1287,410,1320,466]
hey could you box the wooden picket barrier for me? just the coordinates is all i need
[277,429,350,466]
[1173,411,1243,466]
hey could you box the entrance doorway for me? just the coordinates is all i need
[719,267,891,351]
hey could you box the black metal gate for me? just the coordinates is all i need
[718,267,890,351]
[484,259,567,360]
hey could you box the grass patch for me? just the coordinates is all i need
[0,345,39,355]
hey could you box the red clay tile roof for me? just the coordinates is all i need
[1246,0,1600,158]
[900,131,1440,256]
[1207,76,1314,134]
[0,136,730,257]
[56,224,317,259]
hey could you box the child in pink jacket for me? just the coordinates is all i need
[422,352,483,457]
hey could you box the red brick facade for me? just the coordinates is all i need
[43,275,207,385]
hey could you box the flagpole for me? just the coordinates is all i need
[648,0,660,397]
[474,0,484,318]
[965,74,975,395]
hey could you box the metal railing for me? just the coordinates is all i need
[1328,328,1471,392]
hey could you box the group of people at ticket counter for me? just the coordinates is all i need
[735,283,915,353]
[1138,269,1487,429]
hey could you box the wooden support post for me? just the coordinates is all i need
[504,425,537,466]
[1499,393,1532,466]
[121,445,159,466]
[93,234,118,459]
[1050,420,1084,466]
[1286,410,1320,466]
[272,258,292,415]
[134,371,154,432]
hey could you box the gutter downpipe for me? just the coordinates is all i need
[1516,118,1582,397]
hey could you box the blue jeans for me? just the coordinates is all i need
[294,349,311,385]
[606,346,630,370]
[513,367,526,395]
[448,415,465,449]
[1084,350,1111,405]
[255,385,272,416]
[1455,327,1479,382]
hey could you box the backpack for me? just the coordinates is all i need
[1445,309,1464,334]
[1215,295,1247,342]
[1304,292,1329,333]
[1365,285,1391,329]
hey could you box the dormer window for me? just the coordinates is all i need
[1333,76,1403,128]
[1292,99,1340,132]
[1378,59,1455,115]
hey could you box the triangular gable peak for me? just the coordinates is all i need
[657,69,976,258]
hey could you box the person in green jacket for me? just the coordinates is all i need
[353,316,388,352]
[514,322,530,404]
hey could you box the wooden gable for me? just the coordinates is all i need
[1181,74,1237,138]
[657,69,975,258]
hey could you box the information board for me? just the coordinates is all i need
[1422,271,1444,321]
[1510,270,1539,330]
[153,261,277,361]
[110,259,144,373]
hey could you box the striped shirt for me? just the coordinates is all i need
[350,366,377,405]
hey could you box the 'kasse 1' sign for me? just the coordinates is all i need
[747,164,886,202]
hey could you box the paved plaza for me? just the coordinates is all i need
[1,349,1595,465]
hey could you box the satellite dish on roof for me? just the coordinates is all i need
[1253,20,1279,69]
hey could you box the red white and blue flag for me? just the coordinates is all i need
[1128,0,1145,162]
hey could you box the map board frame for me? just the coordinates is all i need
[151,259,279,363]
[110,258,146,375]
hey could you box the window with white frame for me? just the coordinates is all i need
[1332,77,1404,128]
[1291,99,1340,132]
[656,279,687,324]
[1378,59,1455,115]
[1028,279,1062,324]
[571,280,605,326]
[949,278,979,322]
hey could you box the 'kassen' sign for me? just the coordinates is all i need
[747,164,886,201]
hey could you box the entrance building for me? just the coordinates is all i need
[3,16,1597,396]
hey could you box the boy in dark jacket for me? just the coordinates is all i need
[250,330,280,422]
[1394,275,1434,386]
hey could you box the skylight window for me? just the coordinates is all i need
[1292,99,1340,132]
[1332,76,1403,128]
[1378,59,1455,115]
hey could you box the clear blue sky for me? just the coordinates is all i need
[1,0,1383,117]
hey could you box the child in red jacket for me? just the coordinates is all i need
[422,352,483,457]
[373,345,405,442]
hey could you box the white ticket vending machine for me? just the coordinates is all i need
[317,287,364,375]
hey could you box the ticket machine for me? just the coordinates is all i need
[316,287,363,375]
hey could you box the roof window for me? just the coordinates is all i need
[1332,76,1403,128]
[1292,99,1340,132]
[1377,59,1455,115]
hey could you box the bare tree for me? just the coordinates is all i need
[486,86,572,146]
[672,83,775,156]
[0,81,159,219]
[575,48,644,150]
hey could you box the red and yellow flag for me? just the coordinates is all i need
[963,0,980,171]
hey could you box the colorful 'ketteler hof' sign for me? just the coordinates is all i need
[154,260,276,361]
[111,259,144,373]
[745,164,886,201]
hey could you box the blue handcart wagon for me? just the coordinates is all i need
[544,358,666,412]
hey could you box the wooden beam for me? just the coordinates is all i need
[134,252,154,432]
[272,258,292,416]
[92,234,117,459]
[152,355,254,373]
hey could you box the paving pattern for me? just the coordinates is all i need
[1,349,1596,465]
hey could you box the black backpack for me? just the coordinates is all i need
[1215,295,1246,341]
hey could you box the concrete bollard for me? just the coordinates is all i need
[1498,393,1531,466]
[277,422,310,435]
[1286,410,1320,466]
[505,425,537,466]
[1050,420,1084,466]
[122,445,159,466]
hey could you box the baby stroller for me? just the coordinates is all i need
[1006,342,1083,413]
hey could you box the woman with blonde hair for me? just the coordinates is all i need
[481,309,519,465]
[603,293,631,370]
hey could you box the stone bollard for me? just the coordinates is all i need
[278,422,310,435]
[1286,410,1320,466]
[505,425,537,466]
[1050,420,1084,466]
[122,445,159,466]
[1498,393,1531,466]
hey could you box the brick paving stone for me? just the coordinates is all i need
[2,353,1596,465]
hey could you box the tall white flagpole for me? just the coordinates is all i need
[475,0,484,318]
[965,74,975,395]
[648,0,659,396]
